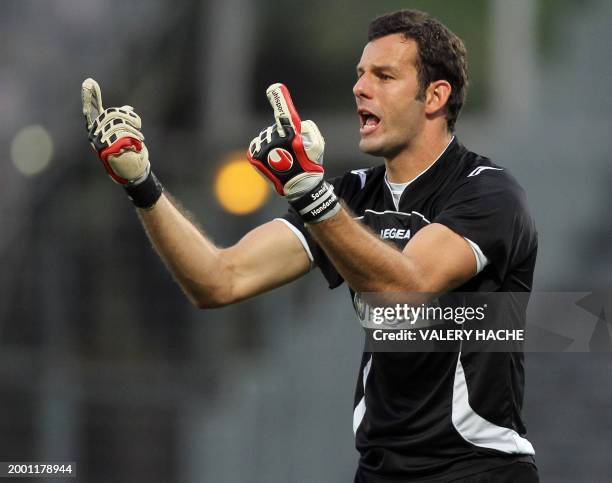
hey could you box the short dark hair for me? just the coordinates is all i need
[368,10,468,132]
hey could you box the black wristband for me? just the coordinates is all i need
[288,179,340,223]
[124,170,164,209]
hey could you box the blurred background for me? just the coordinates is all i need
[1,0,611,481]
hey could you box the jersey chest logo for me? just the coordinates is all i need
[379,227,411,240]
[355,209,430,247]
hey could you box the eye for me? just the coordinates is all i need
[380,74,393,81]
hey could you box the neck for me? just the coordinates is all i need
[385,128,454,184]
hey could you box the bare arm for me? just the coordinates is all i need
[138,194,311,308]
[308,209,476,294]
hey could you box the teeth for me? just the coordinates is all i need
[358,110,379,129]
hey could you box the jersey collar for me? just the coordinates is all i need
[383,136,459,210]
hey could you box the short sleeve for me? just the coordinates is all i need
[433,173,537,281]
[278,207,344,288]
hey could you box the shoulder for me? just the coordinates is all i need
[447,148,528,209]
[438,145,537,242]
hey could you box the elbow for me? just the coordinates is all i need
[183,252,239,309]
[194,300,224,310]
[192,296,219,310]
[190,290,233,310]
[182,282,235,309]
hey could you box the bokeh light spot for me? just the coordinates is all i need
[214,155,270,215]
[11,125,54,176]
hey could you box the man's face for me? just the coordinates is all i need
[354,34,426,158]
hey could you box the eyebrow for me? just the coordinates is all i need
[356,64,398,76]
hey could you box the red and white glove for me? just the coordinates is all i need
[247,83,340,223]
[81,77,163,209]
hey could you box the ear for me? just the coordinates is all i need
[424,80,451,116]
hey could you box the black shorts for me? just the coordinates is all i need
[447,462,539,482]
[354,461,539,483]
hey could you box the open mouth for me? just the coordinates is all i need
[358,109,381,135]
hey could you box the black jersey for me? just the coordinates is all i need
[280,138,538,481]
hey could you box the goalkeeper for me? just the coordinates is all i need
[82,10,539,483]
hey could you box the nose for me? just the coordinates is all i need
[353,74,371,99]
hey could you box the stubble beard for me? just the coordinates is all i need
[359,132,408,160]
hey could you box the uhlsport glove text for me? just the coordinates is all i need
[247,83,340,223]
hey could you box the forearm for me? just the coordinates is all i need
[137,194,232,307]
[308,209,424,293]
[81,80,309,308]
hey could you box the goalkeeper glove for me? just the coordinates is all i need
[81,77,163,209]
[247,83,340,224]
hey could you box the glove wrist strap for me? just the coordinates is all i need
[288,179,340,224]
[124,170,164,209]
